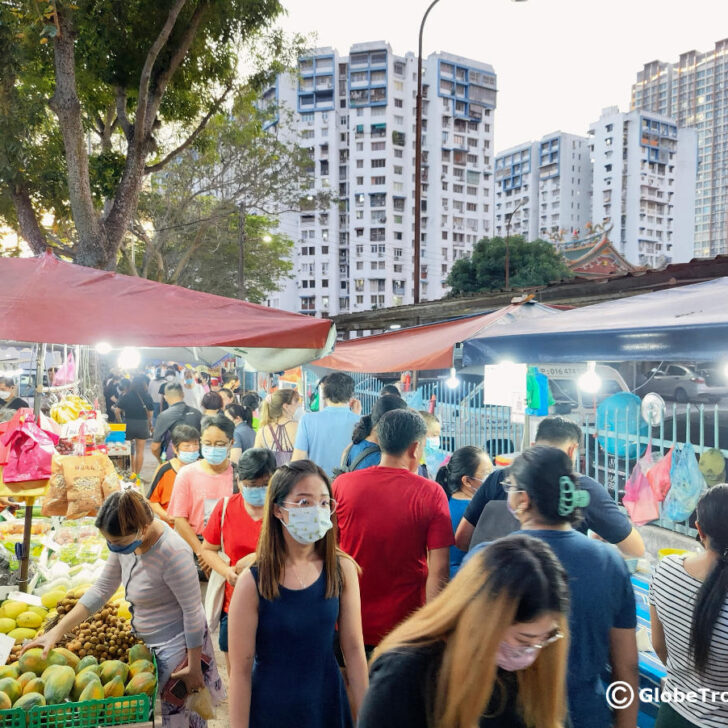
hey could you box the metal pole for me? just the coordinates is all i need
[414,0,442,305]
[238,202,246,299]
[505,217,511,290]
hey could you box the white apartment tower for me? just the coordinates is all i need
[494,132,592,243]
[631,39,728,257]
[589,107,697,267]
[262,42,497,316]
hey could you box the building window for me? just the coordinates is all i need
[371,158,386,168]
[371,176,386,185]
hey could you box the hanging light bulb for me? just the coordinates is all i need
[446,367,460,390]
[95,342,112,355]
[578,361,602,394]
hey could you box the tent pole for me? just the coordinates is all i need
[17,343,46,592]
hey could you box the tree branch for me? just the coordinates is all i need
[8,182,48,255]
[114,87,132,140]
[135,0,189,139]
[170,220,212,284]
[144,83,234,175]
[119,244,139,277]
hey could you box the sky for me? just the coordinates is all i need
[278,0,726,153]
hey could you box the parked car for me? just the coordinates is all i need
[646,363,727,403]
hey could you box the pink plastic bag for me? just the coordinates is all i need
[52,352,76,386]
[1,414,59,482]
[647,446,673,502]
[623,442,660,525]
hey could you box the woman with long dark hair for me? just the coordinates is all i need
[435,445,492,577]
[228,460,368,728]
[650,484,728,728]
[115,375,154,476]
[358,534,570,728]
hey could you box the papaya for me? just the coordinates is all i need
[43,665,75,704]
[15,612,42,630]
[26,606,48,618]
[0,664,19,680]
[79,680,105,702]
[99,660,128,685]
[1,602,26,620]
[8,628,37,644]
[18,649,48,676]
[75,656,98,674]
[103,676,125,699]
[46,650,68,667]
[0,691,11,711]
[127,644,153,664]
[128,660,154,678]
[72,671,101,702]
[16,672,36,691]
[124,672,156,698]
[13,692,46,711]
[41,665,65,682]
[0,618,16,634]
[22,678,45,696]
[52,648,79,669]
[76,664,102,678]
[0,678,21,705]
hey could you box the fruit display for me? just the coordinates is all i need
[0,601,52,645]
[0,644,156,715]
[49,397,95,426]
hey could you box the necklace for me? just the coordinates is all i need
[289,562,309,589]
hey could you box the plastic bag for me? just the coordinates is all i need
[664,443,706,523]
[42,453,70,516]
[623,442,660,525]
[647,446,673,502]
[185,687,216,720]
[52,352,76,386]
[63,452,120,519]
[1,413,59,482]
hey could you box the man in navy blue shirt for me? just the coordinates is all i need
[455,416,646,556]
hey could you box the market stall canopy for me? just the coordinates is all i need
[313,302,560,373]
[0,252,335,371]
[463,278,728,365]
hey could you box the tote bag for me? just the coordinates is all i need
[204,497,230,632]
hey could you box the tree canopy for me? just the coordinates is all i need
[0,0,299,270]
[446,236,574,295]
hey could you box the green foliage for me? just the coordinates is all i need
[446,236,574,295]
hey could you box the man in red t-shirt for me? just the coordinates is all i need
[334,409,453,650]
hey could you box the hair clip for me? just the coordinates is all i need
[558,476,591,517]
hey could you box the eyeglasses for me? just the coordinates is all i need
[281,497,337,514]
[505,630,564,657]
[501,478,524,494]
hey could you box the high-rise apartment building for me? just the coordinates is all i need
[493,132,592,242]
[261,42,496,316]
[631,38,728,256]
[589,107,697,268]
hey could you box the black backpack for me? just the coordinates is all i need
[160,406,200,459]
[332,443,381,479]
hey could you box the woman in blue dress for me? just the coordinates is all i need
[228,460,368,728]
[435,446,493,578]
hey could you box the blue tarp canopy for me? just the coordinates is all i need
[462,278,728,365]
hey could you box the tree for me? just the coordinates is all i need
[0,0,298,270]
[119,94,328,300]
[447,236,574,295]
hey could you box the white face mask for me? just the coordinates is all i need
[280,506,332,545]
[426,436,441,450]
[293,405,304,422]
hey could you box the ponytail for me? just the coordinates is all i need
[435,463,453,497]
[259,389,298,427]
[689,484,728,675]
[95,489,154,537]
[352,395,408,445]
[352,415,374,445]
[436,446,486,498]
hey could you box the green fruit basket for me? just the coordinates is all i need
[26,694,151,728]
[0,708,25,728]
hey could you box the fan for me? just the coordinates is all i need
[641,392,666,428]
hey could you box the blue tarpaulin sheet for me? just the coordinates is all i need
[463,278,728,365]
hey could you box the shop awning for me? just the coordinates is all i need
[0,252,335,371]
[313,302,559,373]
[463,278,728,365]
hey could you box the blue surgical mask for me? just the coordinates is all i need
[426,436,441,450]
[177,450,199,464]
[107,532,143,554]
[242,486,267,507]
[202,445,228,466]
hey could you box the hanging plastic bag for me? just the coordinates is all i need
[664,443,706,523]
[52,352,76,386]
[1,413,59,482]
[186,687,216,720]
[623,442,659,525]
[647,446,673,502]
[42,453,70,516]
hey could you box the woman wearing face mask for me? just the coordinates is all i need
[148,425,201,526]
[200,448,276,673]
[418,411,443,478]
[339,394,408,472]
[226,404,256,464]
[435,445,493,578]
[168,414,235,577]
[228,460,368,728]
[253,389,301,465]
[468,446,638,728]
[358,534,569,728]
[22,489,225,728]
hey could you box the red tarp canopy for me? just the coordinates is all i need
[314,302,559,373]
[0,252,332,350]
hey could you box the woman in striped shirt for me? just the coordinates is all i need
[650,485,728,728]
[24,489,224,728]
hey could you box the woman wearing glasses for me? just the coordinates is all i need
[228,460,368,728]
[492,447,638,728]
[358,534,570,728]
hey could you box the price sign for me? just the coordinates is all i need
[6,591,43,607]
[0,633,13,666]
